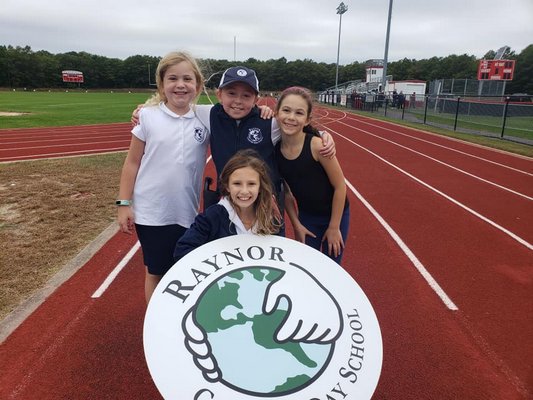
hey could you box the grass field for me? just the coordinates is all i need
[416,110,533,140]
[0,90,215,128]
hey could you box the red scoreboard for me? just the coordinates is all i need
[62,70,84,83]
[477,60,515,81]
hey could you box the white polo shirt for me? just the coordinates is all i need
[132,103,211,227]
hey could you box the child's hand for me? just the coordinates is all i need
[293,223,316,244]
[319,130,336,159]
[322,227,344,258]
[258,105,274,119]
[118,206,135,234]
[131,104,143,126]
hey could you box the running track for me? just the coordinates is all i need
[0,102,532,399]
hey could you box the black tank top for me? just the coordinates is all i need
[276,134,344,216]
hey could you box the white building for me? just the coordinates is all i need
[364,60,426,97]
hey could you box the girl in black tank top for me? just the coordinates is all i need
[275,87,350,264]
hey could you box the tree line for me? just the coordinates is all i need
[0,44,531,94]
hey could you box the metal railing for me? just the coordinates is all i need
[321,94,533,146]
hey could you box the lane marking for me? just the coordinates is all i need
[345,179,458,310]
[91,241,141,298]
[0,138,130,152]
[327,110,533,176]
[332,128,533,251]
[0,147,129,162]
[340,121,533,201]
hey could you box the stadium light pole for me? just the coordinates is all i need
[382,0,394,92]
[335,2,348,90]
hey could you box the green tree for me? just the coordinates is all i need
[506,45,533,94]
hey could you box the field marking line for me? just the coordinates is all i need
[344,178,458,310]
[338,120,533,201]
[91,241,141,298]
[0,138,130,152]
[0,148,129,162]
[332,127,533,251]
[331,110,533,176]
[0,132,130,145]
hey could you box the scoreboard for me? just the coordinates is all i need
[62,70,84,83]
[477,60,515,81]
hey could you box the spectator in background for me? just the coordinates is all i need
[397,91,405,109]
[410,92,416,108]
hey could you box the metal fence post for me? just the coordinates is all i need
[501,96,510,138]
[423,95,429,124]
[453,97,461,131]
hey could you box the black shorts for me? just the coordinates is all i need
[135,224,187,276]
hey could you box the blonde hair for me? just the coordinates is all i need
[145,51,205,106]
[219,149,280,235]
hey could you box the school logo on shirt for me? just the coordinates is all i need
[144,235,382,400]
[194,126,207,143]
[247,127,263,144]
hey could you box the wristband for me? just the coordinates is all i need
[115,199,132,206]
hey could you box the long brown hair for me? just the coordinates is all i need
[219,149,280,235]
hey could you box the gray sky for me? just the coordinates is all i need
[1,0,532,64]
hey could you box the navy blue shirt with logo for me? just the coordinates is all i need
[209,103,280,194]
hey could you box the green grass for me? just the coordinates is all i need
[0,91,215,128]
[405,109,533,140]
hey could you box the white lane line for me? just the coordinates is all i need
[0,150,128,164]
[345,179,458,311]
[0,147,129,162]
[0,139,130,151]
[91,241,141,298]
[334,129,533,251]
[341,113,533,176]
[340,121,533,201]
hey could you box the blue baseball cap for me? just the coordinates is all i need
[218,66,259,93]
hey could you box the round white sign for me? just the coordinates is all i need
[144,235,382,399]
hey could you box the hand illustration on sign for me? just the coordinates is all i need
[263,263,343,343]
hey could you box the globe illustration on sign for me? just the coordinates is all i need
[187,266,334,396]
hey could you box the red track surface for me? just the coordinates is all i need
[0,123,131,162]
[1,104,532,399]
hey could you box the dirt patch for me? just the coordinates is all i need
[0,153,126,321]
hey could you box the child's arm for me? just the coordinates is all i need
[311,137,346,258]
[117,136,145,234]
[283,182,316,243]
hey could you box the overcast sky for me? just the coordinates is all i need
[1,0,532,65]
